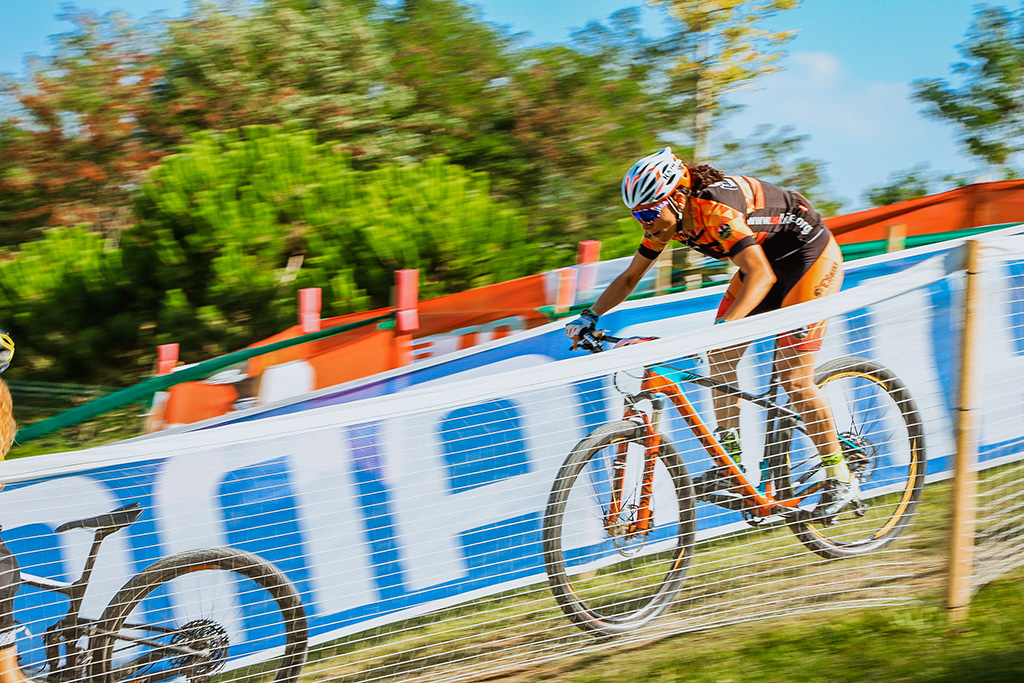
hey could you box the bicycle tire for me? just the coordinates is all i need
[787,356,927,559]
[543,420,696,635]
[90,547,308,683]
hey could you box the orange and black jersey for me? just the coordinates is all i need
[637,175,830,265]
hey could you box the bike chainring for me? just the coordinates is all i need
[168,618,230,682]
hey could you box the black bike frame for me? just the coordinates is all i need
[18,515,207,681]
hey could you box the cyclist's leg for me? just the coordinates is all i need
[775,236,853,512]
[775,233,843,448]
[775,334,839,455]
[709,276,750,434]
[0,534,31,683]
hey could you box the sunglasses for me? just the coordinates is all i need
[631,198,669,224]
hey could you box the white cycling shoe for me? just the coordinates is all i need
[815,477,861,521]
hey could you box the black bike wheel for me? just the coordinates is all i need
[543,420,696,635]
[788,357,927,559]
[90,547,308,683]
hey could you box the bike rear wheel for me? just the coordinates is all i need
[90,547,308,683]
[787,357,927,559]
[543,420,696,635]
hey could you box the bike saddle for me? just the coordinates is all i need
[55,502,143,534]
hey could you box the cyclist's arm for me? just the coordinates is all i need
[719,244,776,321]
[590,251,657,316]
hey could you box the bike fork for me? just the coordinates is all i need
[607,409,661,536]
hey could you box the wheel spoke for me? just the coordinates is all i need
[92,549,307,683]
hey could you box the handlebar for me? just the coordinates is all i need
[577,330,620,353]
[576,330,661,353]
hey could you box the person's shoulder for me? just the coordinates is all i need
[694,175,745,200]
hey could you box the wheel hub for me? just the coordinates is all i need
[839,432,876,478]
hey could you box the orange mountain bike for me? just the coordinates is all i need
[543,331,926,635]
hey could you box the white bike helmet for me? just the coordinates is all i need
[621,147,691,209]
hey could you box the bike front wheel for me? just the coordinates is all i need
[90,547,308,683]
[543,420,696,636]
[788,356,927,559]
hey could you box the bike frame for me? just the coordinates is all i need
[602,348,825,528]
[18,514,209,682]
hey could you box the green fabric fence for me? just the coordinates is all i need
[15,312,395,444]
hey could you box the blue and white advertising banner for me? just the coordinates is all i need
[1,231,1023,667]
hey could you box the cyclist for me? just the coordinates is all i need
[0,331,30,683]
[565,147,855,517]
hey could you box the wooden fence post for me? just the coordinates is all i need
[299,288,322,334]
[655,246,673,294]
[394,269,419,367]
[576,240,601,294]
[886,224,907,252]
[946,239,982,619]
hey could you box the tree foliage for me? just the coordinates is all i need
[649,0,800,160]
[863,164,969,208]
[0,9,166,241]
[153,0,426,162]
[0,126,554,383]
[383,2,679,242]
[913,5,1024,173]
[0,226,147,382]
[718,125,843,216]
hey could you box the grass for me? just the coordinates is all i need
[8,402,149,457]
[498,571,1024,683]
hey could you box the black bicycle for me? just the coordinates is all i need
[14,502,307,683]
[543,332,927,635]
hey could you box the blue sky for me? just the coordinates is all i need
[0,0,985,210]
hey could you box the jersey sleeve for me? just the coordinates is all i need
[637,236,666,260]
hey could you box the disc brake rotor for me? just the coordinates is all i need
[168,618,230,682]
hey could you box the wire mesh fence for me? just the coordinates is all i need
[0,235,1019,683]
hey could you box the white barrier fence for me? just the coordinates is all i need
[1,234,1022,682]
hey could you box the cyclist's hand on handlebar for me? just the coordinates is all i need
[565,309,598,350]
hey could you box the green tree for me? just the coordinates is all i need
[648,0,800,161]
[381,2,676,241]
[153,0,424,163]
[913,5,1024,175]
[129,125,553,360]
[0,126,555,383]
[0,226,151,383]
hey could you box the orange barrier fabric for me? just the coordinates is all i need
[306,325,397,389]
[246,307,396,378]
[157,274,553,426]
[417,274,550,336]
[163,382,239,426]
[826,180,1024,244]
